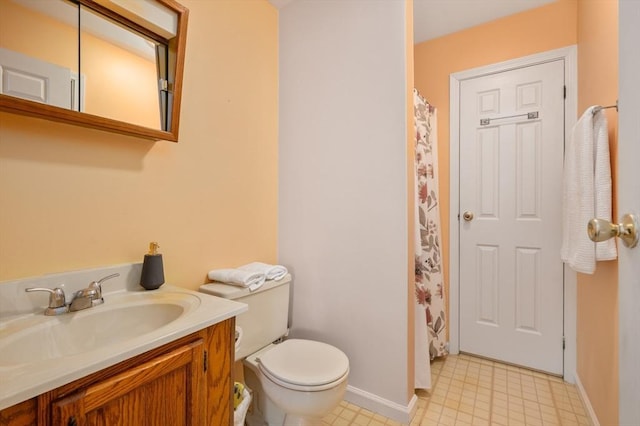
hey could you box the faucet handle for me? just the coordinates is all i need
[97,273,120,285]
[88,273,120,303]
[25,287,68,315]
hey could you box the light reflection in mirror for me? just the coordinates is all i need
[80,4,164,130]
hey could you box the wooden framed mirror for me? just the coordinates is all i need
[0,0,188,142]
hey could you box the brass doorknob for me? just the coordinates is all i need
[463,211,474,222]
[587,214,638,248]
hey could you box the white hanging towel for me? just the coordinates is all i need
[561,107,617,274]
[238,262,288,281]
[207,269,266,292]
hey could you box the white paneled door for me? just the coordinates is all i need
[0,47,72,109]
[459,60,565,375]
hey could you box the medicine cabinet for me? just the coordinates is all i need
[0,0,188,142]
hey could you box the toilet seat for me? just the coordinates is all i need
[257,339,349,392]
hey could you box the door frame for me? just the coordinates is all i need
[618,1,639,421]
[449,45,578,382]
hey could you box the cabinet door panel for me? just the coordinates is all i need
[206,317,234,426]
[0,398,37,426]
[52,339,205,426]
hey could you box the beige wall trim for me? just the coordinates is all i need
[344,386,418,424]
[575,372,601,426]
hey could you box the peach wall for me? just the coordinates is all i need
[415,0,620,422]
[414,0,577,337]
[576,1,619,424]
[0,0,278,289]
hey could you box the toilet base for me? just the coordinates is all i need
[243,362,336,426]
[242,343,348,426]
[283,413,325,425]
[245,411,323,426]
[244,364,286,426]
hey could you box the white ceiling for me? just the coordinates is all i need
[268,0,556,44]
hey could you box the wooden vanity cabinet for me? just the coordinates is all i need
[0,318,235,426]
[0,399,36,425]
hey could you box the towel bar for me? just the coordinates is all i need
[592,100,618,114]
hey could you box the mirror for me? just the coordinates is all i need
[80,4,162,129]
[0,0,188,142]
[0,0,79,110]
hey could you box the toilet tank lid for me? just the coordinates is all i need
[199,274,291,300]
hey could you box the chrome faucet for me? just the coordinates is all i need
[25,273,120,315]
[69,273,119,312]
[24,287,67,316]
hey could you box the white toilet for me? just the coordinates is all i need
[199,275,349,426]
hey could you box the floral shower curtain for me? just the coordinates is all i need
[414,89,447,389]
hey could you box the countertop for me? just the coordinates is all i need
[0,264,247,411]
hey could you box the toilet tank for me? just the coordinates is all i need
[199,275,291,359]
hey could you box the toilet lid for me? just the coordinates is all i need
[257,339,349,387]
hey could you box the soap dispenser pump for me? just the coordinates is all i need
[140,242,165,290]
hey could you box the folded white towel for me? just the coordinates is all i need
[238,262,288,281]
[561,107,617,274]
[207,269,266,292]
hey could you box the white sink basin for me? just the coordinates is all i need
[0,263,248,412]
[0,291,197,367]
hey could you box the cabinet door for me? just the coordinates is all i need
[0,398,36,426]
[50,339,205,426]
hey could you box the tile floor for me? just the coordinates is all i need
[322,353,590,426]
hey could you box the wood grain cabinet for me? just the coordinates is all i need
[0,318,235,426]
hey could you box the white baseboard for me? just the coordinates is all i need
[574,372,600,426]
[344,385,417,424]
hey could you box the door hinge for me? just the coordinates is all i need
[562,336,566,350]
[204,350,208,372]
[563,85,567,99]
[160,78,170,92]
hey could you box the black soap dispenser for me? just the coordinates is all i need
[140,242,165,290]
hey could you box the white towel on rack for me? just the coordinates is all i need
[207,269,266,292]
[238,262,288,281]
[561,107,617,274]
[593,111,617,262]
